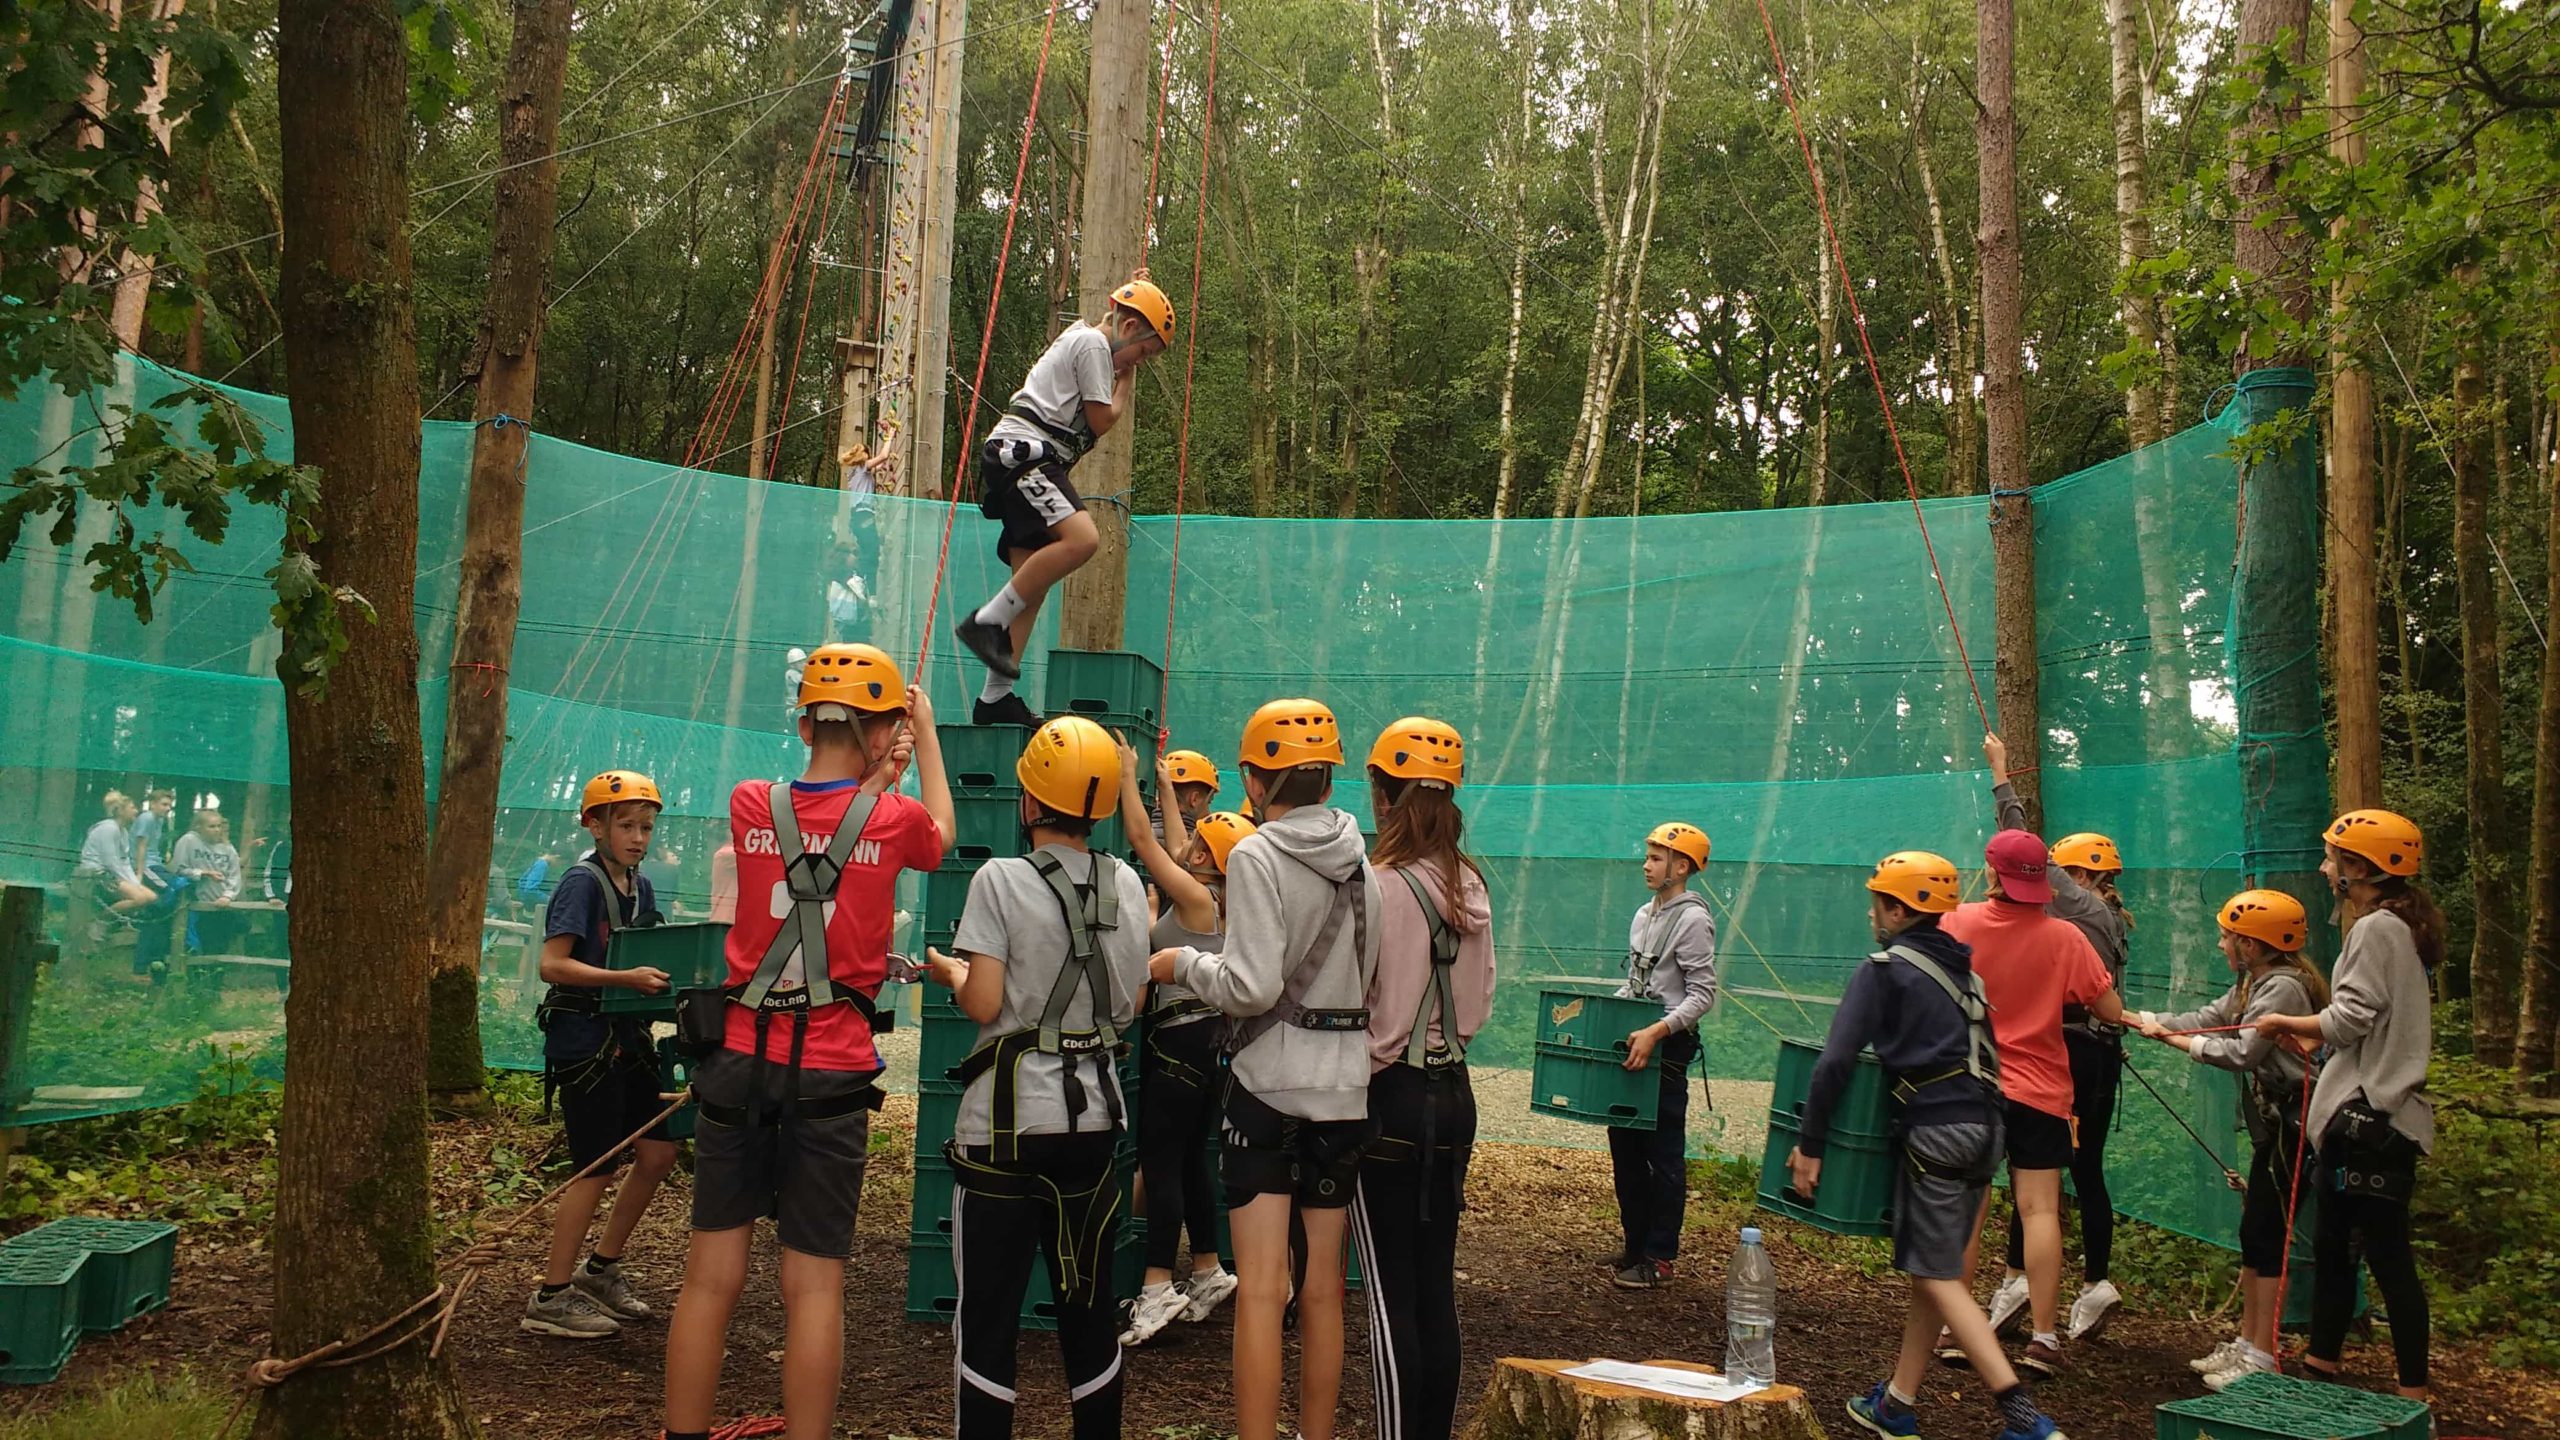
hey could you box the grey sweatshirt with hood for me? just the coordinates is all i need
[1620,889,1718,1032]
[1171,804,1381,1121]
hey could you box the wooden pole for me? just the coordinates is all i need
[1058,0,1151,652]
[0,887,53,1184]
[1979,0,2036,817]
[873,0,937,494]
[910,0,968,509]
[2326,0,2383,812]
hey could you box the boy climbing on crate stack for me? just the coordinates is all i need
[1788,851,2066,1440]
[1605,822,1719,1290]
[524,769,676,1340]
[952,277,1173,726]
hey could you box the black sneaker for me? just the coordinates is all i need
[1611,1259,1672,1290]
[1597,1249,1632,1273]
[974,693,1040,728]
[955,615,1020,679]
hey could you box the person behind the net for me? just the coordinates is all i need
[922,717,1151,1440]
[1117,737,1248,1348]
[1980,734,2134,1342]
[2251,808,2440,1405]
[951,277,1173,726]
[1789,852,2066,1440]
[1930,823,2128,1383]
[523,769,675,1342]
[1352,717,1496,1440]
[661,645,952,1440]
[2131,888,2324,1392]
[1148,699,1379,1440]
[1603,821,1718,1290]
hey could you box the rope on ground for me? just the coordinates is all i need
[1749,0,1993,736]
[913,0,1065,675]
[216,1089,697,1435]
[1154,0,1222,739]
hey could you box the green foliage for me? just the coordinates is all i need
[2409,1056,2560,1366]
[2,1057,279,1227]
[0,1372,232,1440]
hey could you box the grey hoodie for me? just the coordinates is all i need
[1172,804,1381,1121]
[1619,890,1718,1033]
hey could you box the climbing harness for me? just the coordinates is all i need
[944,1142,1124,1307]
[535,856,659,1118]
[1869,942,2004,1184]
[1226,861,1372,1055]
[1392,868,1465,1071]
[950,848,1132,1161]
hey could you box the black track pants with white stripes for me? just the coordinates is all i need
[951,1132,1125,1440]
[1351,1064,1478,1440]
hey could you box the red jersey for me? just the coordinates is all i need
[722,779,945,1071]
[1942,897,2113,1118]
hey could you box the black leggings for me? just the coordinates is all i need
[1137,1018,1224,1271]
[2310,1182,2428,1389]
[952,1132,1124,1440]
[2006,1028,2120,1283]
[2236,1124,2308,1274]
[1351,1064,1478,1440]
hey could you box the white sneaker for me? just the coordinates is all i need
[2066,1279,2121,1341]
[1180,1264,1238,1322]
[2202,1347,2278,1392]
[1120,1281,1190,1347]
[1988,1273,2031,1337]
[2188,1337,2247,1375]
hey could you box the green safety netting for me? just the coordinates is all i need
[0,357,2323,1250]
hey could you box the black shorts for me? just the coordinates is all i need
[688,1047,876,1259]
[556,1047,673,1172]
[1222,1083,1376,1210]
[2002,1097,2076,1171]
[980,436,1085,560]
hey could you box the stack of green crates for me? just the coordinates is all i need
[0,1218,178,1384]
[602,922,732,1018]
[1756,1036,1897,1237]
[2155,1371,2428,1440]
[1528,984,1671,1127]
[1045,650,1163,858]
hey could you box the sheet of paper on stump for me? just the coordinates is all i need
[1560,1360,1769,1404]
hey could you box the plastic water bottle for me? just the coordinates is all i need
[1724,1226,1777,1386]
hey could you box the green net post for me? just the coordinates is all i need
[2225,367,2331,948]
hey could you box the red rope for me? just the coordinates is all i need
[1155,0,1220,739]
[913,0,1065,674]
[1749,2,1992,734]
[1142,0,1182,260]
[762,79,855,480]
[2154,1020,2319,1371]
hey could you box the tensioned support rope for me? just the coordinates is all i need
[1750,3,1993,735]
[1155,0,1221,738]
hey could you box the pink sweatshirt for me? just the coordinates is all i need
[1365,861,1497,1073]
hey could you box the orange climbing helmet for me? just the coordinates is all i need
[2050,832,2123,874]
[1194,811,1256,873]
[1646,822,1710,873]
[2325,808,2422,877]
[1867,850,1962,914]
[2219,889,2309,953]
[1165,750,1221,792]
[1367,717,1465,791]
[1111,277,1176,344]
[799,643,905,719]
[580,769,662,822]
[1239,698,1344,771]
[1018,716,1122,822]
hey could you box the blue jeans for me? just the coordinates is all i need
[132,870,191,975]
[1607,1030,1699,1263]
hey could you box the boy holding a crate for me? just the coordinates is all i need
[1787,852,2064,1440]
[524,769,676,1340]
[1604,822,1719,1290]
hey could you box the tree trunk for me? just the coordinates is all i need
[2326,0,2383,812]
[1910,74,1976,496]
[2104,0,2158,450]
[1056,0,1148,648]
[422,0,578,1102]
[1338,0,1400,519]
[2521,302,2560,1094]
[109,0,189,349]
[2230,0,2313,369]
[1980,0,2036,814]
[1465,1359,1824,1440]
[1493,0,1533,522]
[2456,262,2521,1065]
[258,0,471,1428]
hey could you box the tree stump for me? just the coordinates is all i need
[1466,1358,1829,1440]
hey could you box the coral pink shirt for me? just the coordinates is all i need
[1942,897,2112,1118]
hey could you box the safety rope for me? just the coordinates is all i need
[913,0,1065,675]
[1749,1,1992,734]
[760,78,858,481]
[1697,884,1818,1035]
[1154,0,1221,738]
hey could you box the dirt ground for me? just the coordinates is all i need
[9,1094,2552,1440]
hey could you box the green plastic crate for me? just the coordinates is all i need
[950,795,1024,863]
[2213,1373,2428,1440]
[1769,1037,1893,1142]
[921,1012,979,1084]
[1755,1111,1896,1238]
[918,1081,965,1149]
[2155,1386,2385,1440]
[935,723,1035,792]
[601,923,730,1015]
[924,860,986,930]
[1043,650,1164,728]
[1531,985,1663,1051]
[18,1218,176,1333]
[1529,1041,1661,1127]
[0,1246,85,1384]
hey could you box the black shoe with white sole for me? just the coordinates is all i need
[955,616,1020,679]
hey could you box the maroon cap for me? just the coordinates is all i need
[1985,829,2053,905]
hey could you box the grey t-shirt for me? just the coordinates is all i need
[1148,908,1222,1028]
[951,845,1151,1143]
[988,325,1114,449]
[77,818,135,882]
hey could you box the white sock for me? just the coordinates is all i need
[1142,1280,1175,1298]
[1886,1383,1918,1407]
[980,672,1015,704]
[2032,1331,2060,1350]
[2240,1343,2275,1366]
[975,583,1027,628]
